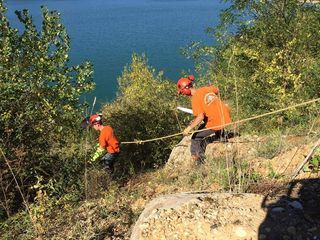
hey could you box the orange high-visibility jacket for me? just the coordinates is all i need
[191,86,231,131]
[98,125,120,154]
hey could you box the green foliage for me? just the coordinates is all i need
[0,1,94,218]
[169,155,262,192]
[267,162,280,179]
[205,156,261,192]
[257,133,282,159]
[86,168,112,199]
[303,148,320,172]
[310,153,320,172]
[103,53,189,173]
[0,211,34,239]
[184,0,320,131]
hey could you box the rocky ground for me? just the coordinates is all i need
[130,134,320,240]
[129,180,320,240]
[257,178,320,240]
[131,193,266,240]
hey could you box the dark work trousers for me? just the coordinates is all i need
[191,123,227,160]
[101,152,119,173]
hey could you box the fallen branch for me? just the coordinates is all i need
[290,138,320,181]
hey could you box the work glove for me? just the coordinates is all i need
[90,146,105,162]
[183,126,192,136]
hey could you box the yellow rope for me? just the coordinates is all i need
[121,97,320,145]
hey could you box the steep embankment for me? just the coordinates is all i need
[4,133,319,239]
[129,134,320,240]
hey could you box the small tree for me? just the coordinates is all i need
[103,53,189,173]
[0,1,94,217]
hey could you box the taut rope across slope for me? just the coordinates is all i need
[120,97,320,145]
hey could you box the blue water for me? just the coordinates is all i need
[5,0,226,106]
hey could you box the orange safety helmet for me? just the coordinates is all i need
[89,114,103,125]
[176,75,195,95]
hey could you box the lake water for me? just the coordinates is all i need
[5,0,227,106]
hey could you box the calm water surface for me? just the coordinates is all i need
[5,0,226,105]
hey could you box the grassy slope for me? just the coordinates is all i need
[1,129,320,239]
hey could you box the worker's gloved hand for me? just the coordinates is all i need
[183,126,192,136]
[90,147,105,162]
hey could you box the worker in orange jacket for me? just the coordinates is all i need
[176,75,232,164]
[88,114,120,172]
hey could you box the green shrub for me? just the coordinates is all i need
[184,0,320,131]
[102,53,189,173]
[0,1,94,218]
[303,149,320,173]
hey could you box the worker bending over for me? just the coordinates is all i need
[176,75,232,164]
[89,114,120,173]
